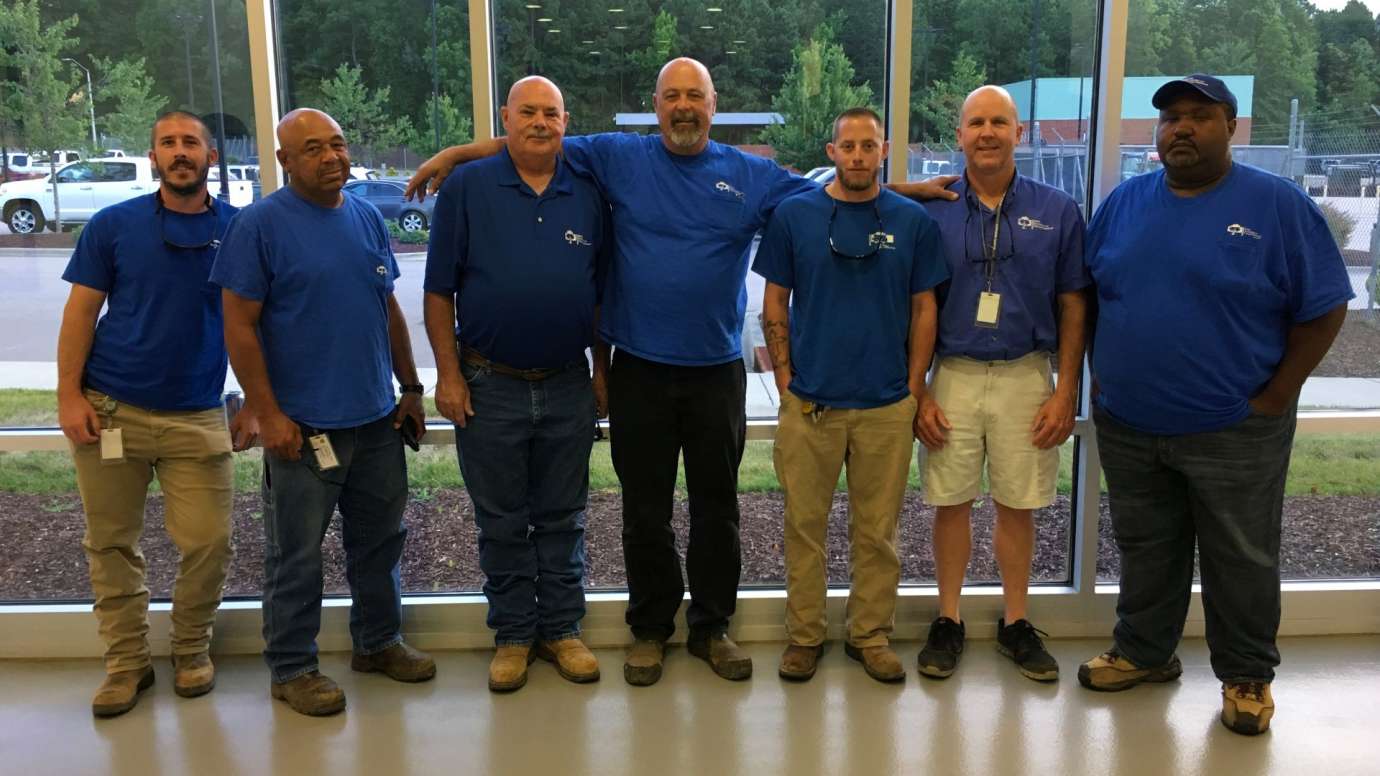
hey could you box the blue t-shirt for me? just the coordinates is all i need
[210,187,400,429]
[1087,163,1354,435]
[924,173,1089,361]
[62,193,237,411]
[751,188,949,408]
[561,133,817,366]
[423,148,610,369]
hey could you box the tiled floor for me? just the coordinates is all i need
[1,636,1376,776]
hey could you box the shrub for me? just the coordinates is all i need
[1317,200,1355,250]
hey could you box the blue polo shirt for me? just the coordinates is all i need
[923,172,1089,361]
[210,186,400,429]
[560,133,817,366]
[752,188,949,408]
[1087,163,1354,435]
[62,193,237,411]
[423,148,610,369]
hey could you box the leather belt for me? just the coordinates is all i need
[461,347,564,382]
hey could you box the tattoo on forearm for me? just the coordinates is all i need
[763,319,791,370]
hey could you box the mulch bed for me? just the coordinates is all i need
[2,489,1375,602]
[1314,311,1380,377]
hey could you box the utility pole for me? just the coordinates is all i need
[1027,0,1041,180]
[62,58,97,149]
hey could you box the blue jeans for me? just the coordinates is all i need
[261,413,407,683]
[455,359,594,646]
[1095,405,1296,682]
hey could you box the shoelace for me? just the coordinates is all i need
[1230,681,1267,702]
[1007,622,1051,657]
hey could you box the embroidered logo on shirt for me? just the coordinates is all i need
[869,231,897,249]
[715,180,745,201]
[1226,223,1262,240]
[565,229,592,246]
[1017,215,1055,231]
[376,265,388,276]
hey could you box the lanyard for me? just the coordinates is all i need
[982,194,1005,292]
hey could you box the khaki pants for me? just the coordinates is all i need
[773,392,916,647]
[71,389,234,673]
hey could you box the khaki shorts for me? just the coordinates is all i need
[922,352,1058,509]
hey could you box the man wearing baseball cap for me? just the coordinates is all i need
[1078,73,1352,735]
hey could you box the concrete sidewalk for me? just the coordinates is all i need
[0,361,1375,412]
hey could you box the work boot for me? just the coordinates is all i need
[271,671,346,716]
[489,645,535,692]
[916,617,965,679]
[1077,648,1183,691]
[92,666,155,718]
[996,619,1060,682]
[687,631,753,681]
[845,643,906,683]
[624,639,666,686]
[1221,681,1275,735]
[536,638,600,683]
[172,652,216,698]
[778,643,823,681]
[351,641,437,682]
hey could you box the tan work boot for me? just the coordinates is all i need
[92,665,155,718]
[535,638,600,683]
[351,641,437,682]
[687,631,752,681]
[624,639,666,686]
[271,671,346,716]
[845,643,905,683]
[172,652,216,698]
[1077,649,1183,692]
[1221,681,1275,735]
[489,645,535,692]
[778,643,823,681]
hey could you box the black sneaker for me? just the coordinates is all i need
[916,617,965,679]
[996,618,1059,682]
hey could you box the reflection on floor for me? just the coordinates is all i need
[1,636,1376,776]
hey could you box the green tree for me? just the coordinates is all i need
[91,56,168,153]
[913,50,986,144]
[410,93,473,158]
[318,63,412,167]
[757,24,874,171]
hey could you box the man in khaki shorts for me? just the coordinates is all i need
[56,111,251,717]
[754,108,947,682]
[915,86,1089,681]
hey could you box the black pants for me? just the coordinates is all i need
[609,350,746,642]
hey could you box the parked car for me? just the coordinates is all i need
[348,166,378,181]
[0,157,252,234]
[343,179,433,232]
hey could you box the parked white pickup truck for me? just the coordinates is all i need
[0,157,252,234]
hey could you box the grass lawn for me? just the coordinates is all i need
[2,389,1375,497]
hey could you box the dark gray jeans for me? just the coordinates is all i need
[1094,405,1296,682]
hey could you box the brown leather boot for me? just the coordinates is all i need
[1222,681,1275,735]
[623,639,666,686]
[687,631,753,681]
[271,671,347,716]
[778,643,823,681]
[489,645,535,692]
[92,666,155,718]
[845,643,905,683]
[172,652,216,698]
[535,638,600,683]
[351,641,437,682]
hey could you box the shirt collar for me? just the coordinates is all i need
[154,189,219,215]
[495,145,573,197]
[959,169,1024,211]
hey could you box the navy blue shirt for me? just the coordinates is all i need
[62,193,237,411]
[423,148,610,369]
[1087,164,1354,435]
[561,133,817,366]
[210,187,400,429]
[752,188,949,409]
[923,172,1089,361]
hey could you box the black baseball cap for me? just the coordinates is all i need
[1152,74,1238,117]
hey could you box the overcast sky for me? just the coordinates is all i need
[1309,0,1380,13]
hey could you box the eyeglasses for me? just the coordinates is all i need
[157,192,221,250]
[828,199,885,261]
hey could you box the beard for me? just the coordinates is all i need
[666,112,706,150]
[157,158,210,197]
[838,167,878,191]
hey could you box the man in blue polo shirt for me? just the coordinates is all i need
[423,76,609,693]
[754,108,946,683]
[406,58,957,685]
[916,85,1089,683]
[212,108,435,717]
[1078,75,1351,736]
[58,111,243,717]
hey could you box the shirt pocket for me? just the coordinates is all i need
[1208,234,1265,293]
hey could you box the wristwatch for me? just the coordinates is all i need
[399,384,425,395]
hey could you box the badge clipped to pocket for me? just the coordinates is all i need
[99,427,126,465]
[309,433,340,470]
[976,291,1002,329]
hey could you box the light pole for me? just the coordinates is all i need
[916,26,942,142]
[63,58,97,149]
